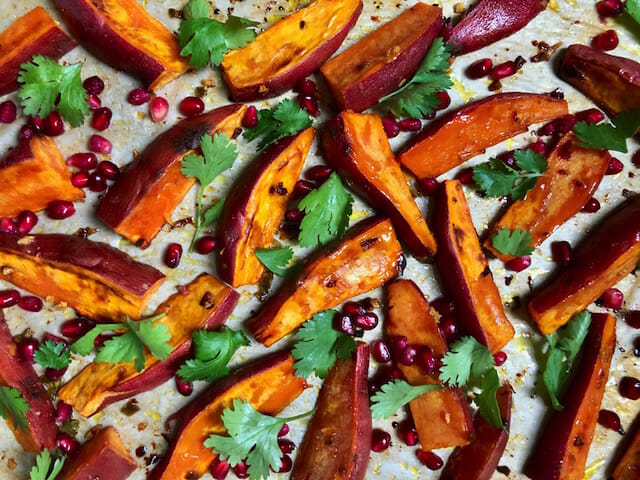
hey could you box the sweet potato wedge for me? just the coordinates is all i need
[246,217,404,347]
[528,196,640,334]
[292,342,371,480]
[484,132,610,261]
[0,233,165,321]
[58,274,238,417]
[441,385,513,480]
[434,180,514,352]
[148,351,306,480]
[58,426,136,480]
[218,128,314,287]
[385,280,474,450]
[322,112,437,257]
[0,7,76,96]
[560,44,640,116]
[0,135,84,218]
[398,93,568,179]
[220,0,362,101]
[524,313,616,480]
[97,105,245,248]
[55,0,189,91]
[319,2,441,112]
[613,414,640,480]
[447,0,548,54]
[0,311,56,452]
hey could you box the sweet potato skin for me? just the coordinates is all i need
[292,343,371,480]
[398,93,568,179]
[97,105,245,248]
[434,180,514,353]
[528,196,640,334]
[0,233,165,321]
[246,217,405,347]
[0,7,76,95]
[613,416,640,480]
[484,132,610,261]
[218,128,314,287]
[524,313,616,480]
[385,280,474,450]
[322,112,437,257]
[320,2,442,112]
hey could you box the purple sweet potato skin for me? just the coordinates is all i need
[0,137,33,170]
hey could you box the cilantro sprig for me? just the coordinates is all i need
[255,246,300,277]
[18,55,89,127]
[491,227,534,257]
[204,399,314,480]
[177,328,249,383]
[473,149,547,200]
[30,449,65,480]
[34,340,71,370]
[574,110,640,153]
[370,379,442,419]
[0,386,30,432]
[381,37,453,119]
[183,0,210,19]
[243,99,313,150]
[292,310,356,379]
[627,0,640,24]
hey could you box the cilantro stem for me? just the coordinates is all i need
[278,408,316,423]
[189,186,206,253]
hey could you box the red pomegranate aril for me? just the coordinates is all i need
[179,96,205,117]
[60,318,93,339]
[18,296,43,313]
[0,217,17,234]
[43,332,67,347]
[94,333,113,349]
[16,210,38,234]
[606,157,624,175]
[382,116,400,138]
[599,287,623,309]
[55,400,73,423]
[29,115,45,133]
[47,200,76,220]
[371,339,392,363]
[150,97,169,122]
[528,138,547,155]
[71,171,89,188]
[456,167,474,185]
[89,134,112,154]
[0,100,17,124]
[175,376,193,396]
[417,346,436,373]
[390,335,408,358]
[128,87,151,105]
[17,338,39,364]
[83,75,105,95]
[596,0,623,17]
[87,94,101,110]
[371,429,391,452]
[241,105,258,128]
[576,108,605,125]
[436,91,451,110]
[293,179,315,197]
[620,376,640,400]
[633,150,640,167]
[306,165,333,183]
[88,171,107,192]
[278,423,289,437]
[439,315,458,343]
[277,454,293,473]
[97,160,119,180]
[493,351,507,366]
[164,243,183,269]
[0,289,19,308]
[592,30,619,51]
[416,450,443,470]
[91,107,112,131]
[582,197,601,213]
[551,240,572,265]
[497,150,516,168]
[296,78,318,97]
[491,61,517,80]
[278,438,295,454]
[354,312,378,330]
[195,236,218,254]
[18,125,35,142]
[232,460,249,479]
[398,118,422,132]
[285,209,304,223]
[418,177,439,196]
[399,345,417,366]
[342,300,366,316]
[505,255,531,272]
[634,337,640,357]
[66,152,98,170]
[333,313,355,336]
[298,95,320,116]
[44,111,64,136]
[598,409,624,434]
[46,367,67,382]
[626,311,640,329]
[209,458,230,480]
[540,121,556,136]
[554,114,578,134]
[56,432,78,455]
[466,58,493,79]
[398,420,418,446]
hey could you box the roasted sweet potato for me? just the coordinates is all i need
[484,132,610,261]
[148,351,306,480]
[524,313,616,480]
[322,112,437,257]
[218,128,314,287]
[528,196,640,334]
[58,426,136,480]
[613,414,640,480]
[440,385,513,480]
[385,280,474,450]
[97,105,245,248]
[398,93,568,179]
[0,7,76,96]
[292,343,371,480]
[58,274,238,417]
[0,311,56,452]
[319,3,442,112]
[0,135,84,218]
[55,0,189,91]
[434,180,514,352]
[560,44,640,116]
[447,0,548,54]
[221,0,362,101]
[246,217,404,347]
[0,233,165,321]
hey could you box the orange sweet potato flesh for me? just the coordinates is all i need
[613,415,640,480]
[0,135,84,217]
[484,132,610,261]
[59,274,238,417]
[528,195,640,334]
[58,427,136,480]
[149,351,305,480]
[385,280,474,450]
[434,180,514,353]
[398,93,569,179]
[246,217,405,347]
[322,112,437,257]
[524,313,616,480]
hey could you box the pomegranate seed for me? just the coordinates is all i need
[128,88,151,105]
[16,211,37,234]
[634,337,640,356]
[436,91,451,110]
[306,165,333,183]
[353,312,378,330]
[46,367,67,382]
[29,116,45,133]
[582,197,601,213]
[285,209,304,223]
[554,114,578,134]
[390,335,408,358]
[599,287,623,309]
[382,116,400,138]
[241,105,258,128]
[46,200,75,220]
[0,217,17,234]
[528,139,547,155]
[439,316,458,343]
[371,429,391,452]
[293,180,315,197]
[150,97,169,122]
[44,111,64,136]
[209,458,230,479]
[592,30,619,51]
[56,433,78,455]
[552,241,572,265]
[278,438,295,454]
[88,172,107,192]
[606,157,624,175]
[83,75,104,95]
[343,301,366,316]
[625,311,640,329]
[497,150,516,168]
[91,107,112,131]
[297,95,320,116]
[175,376,193,396]
[398,118,422,131]
[333,313,355,336]
[540,121,556,136]
[278,423,289,437]
[195,236,218,254]
[43,333,67,347]
[232,460,249,479]
[596,0,623,17]
[55,401,73,423]
[417,346,436,373]
[633,150,640,167]
[0,290,20,308]
[60,318,94,339]
[505,256,531,272]
[598,409,624,434]
[493,351,508,366]
[296,78,318,97]
[576,108,605,125]
[97,160,119,180]
[179,96,205,117]
[456,167,474,185]
[18,125,35,142]
[491,61,517,80]
[87,94,101,110]
[398,420,418,446]
[164,243,183,269]
[0,100,17,124]
[67,152,98,170]
[431,297,456,316]
[399,345,417,366]
[466,58,493,79]
[619,376,640,400]
[89,134,112,154]
[371,340,392,363]
[277,454,292,473]
[94,333,113,349]
[416,450,443,470]
[418,177,439,196]
[18,296,43,313]
[17,338,39,364]
[71,171,89,188]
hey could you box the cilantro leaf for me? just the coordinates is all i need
[439,336,495,387]
[34,340,71,370]
[183,0,210,19]
[297,172,353,249]
[243,99,313,150]
[292,310,356,379]
[627,0,640,24]
[70,324,121,356]
[491,227,534,257]
[474,369,503,428]
[473,150,547,200]
[370,379,442,419]
[202,201,224,227]
[0,386,30,432]
[177,327,249,383]
[255,247,299,277]
[574,110,640,153]
[30,449,66,480]
[18,55,89,127]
